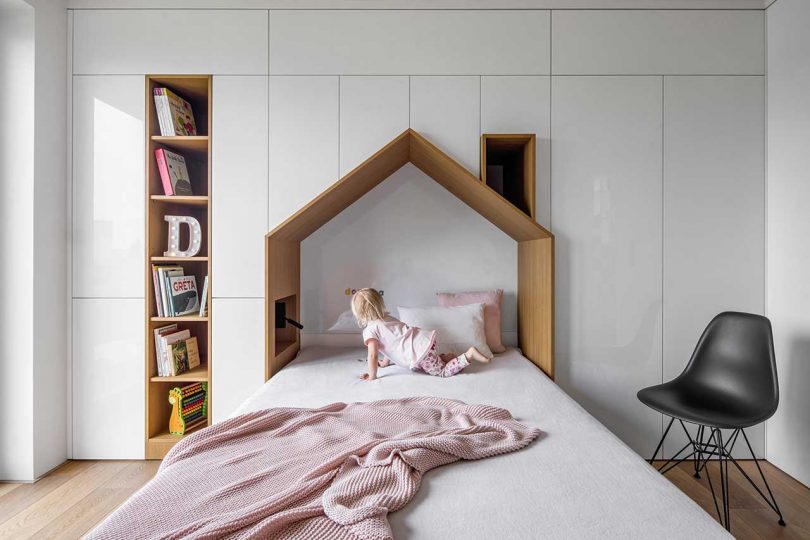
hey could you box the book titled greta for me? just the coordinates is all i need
[168,275,200,316]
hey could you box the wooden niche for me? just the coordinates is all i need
[481,134,536,219]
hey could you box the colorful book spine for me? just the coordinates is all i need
[155,148,174,196]
[151,265,164,317]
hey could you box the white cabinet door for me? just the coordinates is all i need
[410,76,480,175]
[481,76,551,229]
[268,76,339,229]
[552,10,764,75]
[72,76,144,299]
[212,76,268,299]
[269,10,549,76]
[339,76,409,176]
[663,76,766,459]
[73,10,268,75]
[212,298,265,423]
[552,76,663,457]
[72,299,144,459]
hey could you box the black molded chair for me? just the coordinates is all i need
[638,311,784,532]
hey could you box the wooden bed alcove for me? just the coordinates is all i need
[265,129,555,380]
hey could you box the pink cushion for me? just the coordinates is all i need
[436,289,505,354]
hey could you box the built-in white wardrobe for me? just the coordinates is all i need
[69,7,766,462]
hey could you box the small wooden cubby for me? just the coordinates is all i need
[144,75,212,459]
[480,134,536,219]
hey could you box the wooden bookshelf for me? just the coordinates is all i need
[145,75,212,459]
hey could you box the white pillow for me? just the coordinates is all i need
[327,310,361,333]
[398,303,492,358]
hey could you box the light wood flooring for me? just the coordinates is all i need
[0,459,807,538]
[653,460,810,539]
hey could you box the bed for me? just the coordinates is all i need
[101,132,727,539]
[234,346,730,539]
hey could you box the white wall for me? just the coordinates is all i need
[301,165,518,338]
[0,0,35,482]
[0,0,68,482]
[766,0,810,487]
[29,0,69,478]
[68,8,767,457]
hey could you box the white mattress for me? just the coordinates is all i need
[236,347,730,539]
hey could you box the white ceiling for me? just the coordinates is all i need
[66,0,770,10]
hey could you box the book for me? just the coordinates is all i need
[167,275,199,316]
[153,324,178,377]
[186,336,201,370]
[155,148,193,196]
[169,340,190,376]
[162,329,191,376]
[151,265,164,317]
[157,266,183,316]
[486,165,504,196]
[153,89,171,136]
[155,88,197,136]
[198,275,209,317]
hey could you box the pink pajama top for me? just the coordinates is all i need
[362,315,436,370]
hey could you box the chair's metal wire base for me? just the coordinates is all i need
[649,417,786,532]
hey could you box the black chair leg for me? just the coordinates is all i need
[693,425,704,479]
[729,429,787,527]
[649,416,675,463]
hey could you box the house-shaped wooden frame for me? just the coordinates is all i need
[265,129,555,380]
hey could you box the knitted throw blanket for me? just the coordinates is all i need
[89,397,541,540]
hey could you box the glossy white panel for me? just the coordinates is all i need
[73,10,268,75]
[301,164,517,335]
[552,76,663,456]
[410,76,480,175]
[269,10,549,75]
[552,10,765,75]
[72,76,144,298]
[212,298,265,423]
[481,76,551,229]
[72,299,144,459]
[212,76,268,298]
[268,76,339,228]
[663,76,765,459]
[339,76,409,176]
[767,0,810,485]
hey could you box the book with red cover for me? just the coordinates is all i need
[155,148,193,196]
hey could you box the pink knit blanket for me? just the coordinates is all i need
[89,397,540,540]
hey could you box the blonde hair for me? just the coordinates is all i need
[351,288,386,325]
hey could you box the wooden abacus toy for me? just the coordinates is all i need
[168,382,208,435]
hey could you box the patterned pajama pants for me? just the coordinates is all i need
[415,344,470,377]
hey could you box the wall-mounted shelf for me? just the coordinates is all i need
[151,135,209,153]
[145,74,212,460]
[150,363,209,382]
[150,256,209,263]
[150,195,210,206]
[150,316,209,323]
[480,134,536,219]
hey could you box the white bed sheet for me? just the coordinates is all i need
[235,347,730,539]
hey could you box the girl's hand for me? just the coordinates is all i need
[360,372,377,381]
[378,357,391,367]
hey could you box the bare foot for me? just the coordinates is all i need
[466,346,492,364]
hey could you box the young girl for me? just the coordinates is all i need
[351,288,491,381]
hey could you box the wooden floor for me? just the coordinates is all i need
[0,460,160,539]
[653,460,810,539]
[0,459,807,539]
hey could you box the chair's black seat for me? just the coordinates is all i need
[638,381,773,429]
[638,311,779,429]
